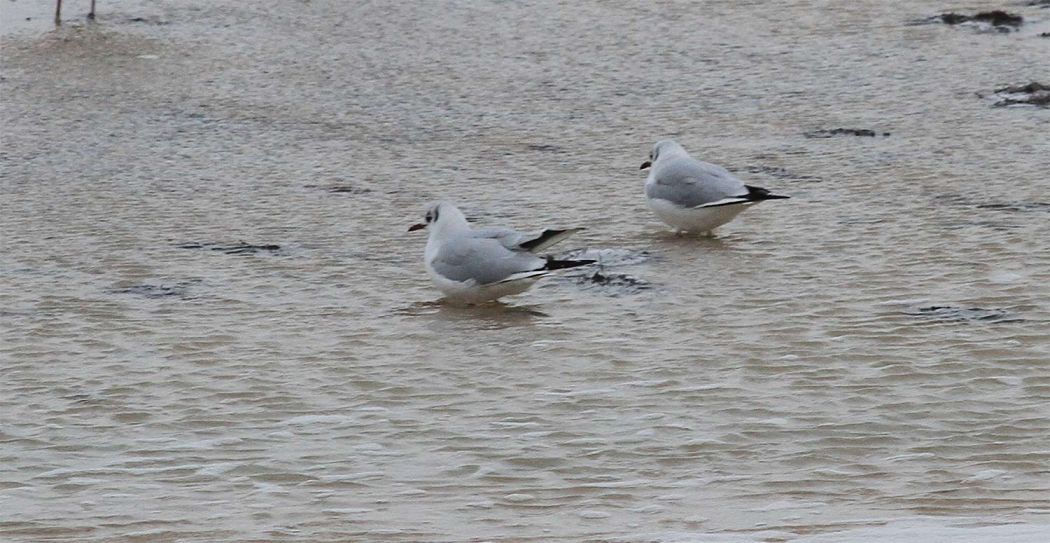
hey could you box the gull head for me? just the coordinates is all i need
[640,139,685,170]
[408,201,467,233]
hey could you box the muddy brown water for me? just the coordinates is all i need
[2,1,1049,541]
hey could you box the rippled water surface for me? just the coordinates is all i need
[2,1,1049,541]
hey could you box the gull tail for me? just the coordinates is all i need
[495,258,595,285]
[744,185,790,201]
[543,257,596,271]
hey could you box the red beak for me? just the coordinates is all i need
[408,223,426,232]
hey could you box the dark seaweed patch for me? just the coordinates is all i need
[525,144,566,153]
[971,11,1024,26]
[905,306,1023,324]
[936,11,1023,28]
[556,248,652,296]
[326,185,371,194]
[987,82,1050,107]
[572,270,651,296]
[178,242,281,255]
[994,82,1050,94]
[804,128,890,139]
[939,13,971,25]
[976,202,1050,212]
[304,182,372,194]
[913,11,1024,31]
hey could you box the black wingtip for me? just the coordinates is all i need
[745,185,790,201]
[544,257,596,271]
[520,229,568,251]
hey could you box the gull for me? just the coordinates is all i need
[408,202,594,303]
[640,140,789,235]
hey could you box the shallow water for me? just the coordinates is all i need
[2,1,1049,541]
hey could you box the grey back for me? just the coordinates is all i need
[430,235,545,285]
[646,156,747,208]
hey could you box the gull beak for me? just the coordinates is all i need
[640,160,652,170]
[408,223,426,232]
